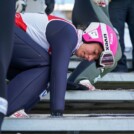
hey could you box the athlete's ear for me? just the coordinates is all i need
[45,0,55,15]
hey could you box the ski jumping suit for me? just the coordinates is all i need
[7,13,78,115]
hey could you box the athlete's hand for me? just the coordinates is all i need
[16,0,27,13]
[93,0,110,7]
[79,79,95,91]
[45,0,55,15]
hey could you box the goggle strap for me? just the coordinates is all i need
[100,23,110,52]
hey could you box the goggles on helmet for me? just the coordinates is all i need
[99,50,114,68]
[99,23,115,68]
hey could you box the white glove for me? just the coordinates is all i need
[93,0,110,7]
[79,79,95,91]
[16,0,27,13]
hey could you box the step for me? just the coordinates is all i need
[43,90,134,102]
[69,60,133,71]
[31,89,134,115]
[98,73,134,82]
[95,73,134,89]
[2,114,134,132]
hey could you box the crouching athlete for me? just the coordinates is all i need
[6,12,118,117]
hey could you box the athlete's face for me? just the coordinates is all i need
[75,43,103,61]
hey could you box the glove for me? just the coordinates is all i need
[45,0,55,15]
[93,0,110,7]
[16,0,27,13]
[67,81,89,90]
[79,79,95,91]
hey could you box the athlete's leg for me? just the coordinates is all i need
[109,0,128,72]
[0,0,15,130]
[7,26,50,115]
[7,67,49,116]
[127,1,134,70]
[45,0,55,15]
[72,0,98,29]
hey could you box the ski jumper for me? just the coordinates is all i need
[7,13,78,115]
[69,0,121,85]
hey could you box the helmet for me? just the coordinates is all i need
[82,22,118,68]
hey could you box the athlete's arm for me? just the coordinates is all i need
[46,20,77,115]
